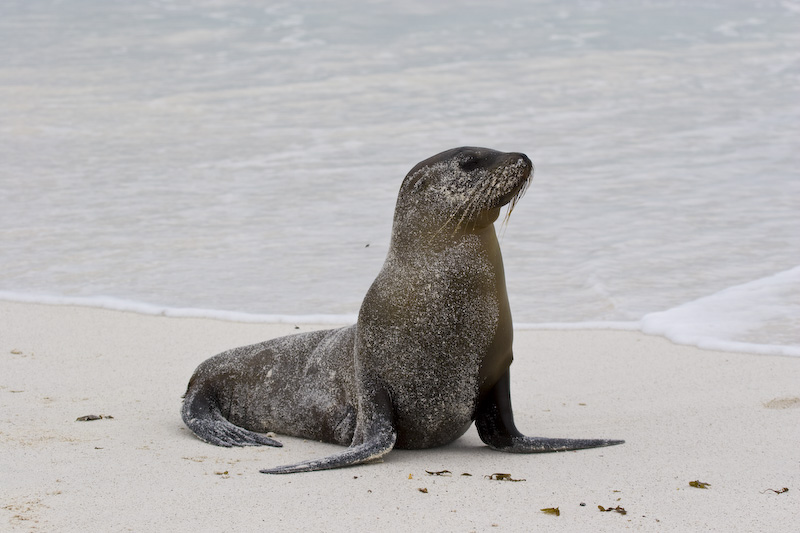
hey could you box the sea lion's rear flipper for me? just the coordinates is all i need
[261,384,397,474]
[475,370,624,452]
[181,384,282,448]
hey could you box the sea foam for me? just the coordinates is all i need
[640,266,800,357]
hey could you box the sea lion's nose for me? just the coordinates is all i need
[514,153,532,169]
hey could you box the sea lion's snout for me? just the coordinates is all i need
[512,152,532,169]
[486,152,532,211]
[497,152,532,176]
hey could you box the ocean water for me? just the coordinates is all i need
[1,0,798,356]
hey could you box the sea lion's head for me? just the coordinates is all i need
[393,147,532,243]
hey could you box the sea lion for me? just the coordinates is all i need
[181,147,623,474]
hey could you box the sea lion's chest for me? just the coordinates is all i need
[356,237,502,447]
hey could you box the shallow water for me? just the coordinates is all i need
[1,0,798,355]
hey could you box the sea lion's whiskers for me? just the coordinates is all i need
[430,177,489,241]
[498,174,532,235]
[466,177,498,231]
[455,176,496,234]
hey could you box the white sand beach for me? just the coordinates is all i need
[2,300,798,531]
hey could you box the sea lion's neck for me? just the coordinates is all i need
[388,209,502,258]
[389,228,476,258]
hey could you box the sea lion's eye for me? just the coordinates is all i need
[459,154,481,172]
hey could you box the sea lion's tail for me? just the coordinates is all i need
[181,380,282,448]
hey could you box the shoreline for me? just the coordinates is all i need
[1,291,798,358]
[2,300,799,531]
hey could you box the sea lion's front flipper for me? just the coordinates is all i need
[260,384,397,474]
[475,370,624,452]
